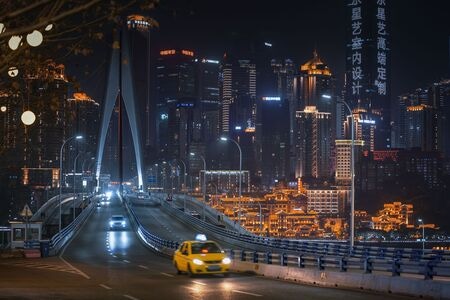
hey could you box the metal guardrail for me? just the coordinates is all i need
[48,196,95,256]
[226,249,450,280]
[125,193,450,280]
[163,193,450,263]
[124,198,179,256]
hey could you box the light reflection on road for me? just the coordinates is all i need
[107,231,130,255]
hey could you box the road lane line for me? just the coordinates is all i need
[59,256,90,279]
[123,294,140,300]
[123,260,130,263]
[99,284,112,290]
[138,265,149,269]
[192,280,206,286]
[232,290,262,297]
[160,272,174,277]
[58,202,94,280]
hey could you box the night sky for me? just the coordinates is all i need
[150,0,450,98]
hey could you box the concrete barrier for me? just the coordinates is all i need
[231,261,450,299]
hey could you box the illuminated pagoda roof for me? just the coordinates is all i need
[300,50,332,76]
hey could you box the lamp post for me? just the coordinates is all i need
[220,136,242,226]
[81,156,95,194]
[176,158,187,192]
[81,156,95,174]
[59,135,83,233]
[72,152,83,221]
[418,218,425,252]
[176,159,188,211]
[190,152,206,221]
[322,94,355,249]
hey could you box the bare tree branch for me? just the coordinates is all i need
[1,0,52,20]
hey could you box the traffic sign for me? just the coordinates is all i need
[20,204,33,217]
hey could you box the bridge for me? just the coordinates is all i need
[1,189,449,299]
[2,27,449,300]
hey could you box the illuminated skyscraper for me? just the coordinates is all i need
[127,15,155,162]
[293,51,334,180]
[346,0,391,149]
[67,92,100,156]
[295,106,333,179]
[219,55,256,135]
[294,51,334,113]
[155,48,196,156]
[197,58,220,144]
[257,96,290,188]
[271,59,296,145]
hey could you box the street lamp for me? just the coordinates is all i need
[220,136,242,227]
[59,135,83,233]
[322,94,355,249]
[164,161,175,194]
[73,151,84,221]
[190,152,206,221]
[418,218,425,252]
[81,156,95,174]
[175,158,187,192]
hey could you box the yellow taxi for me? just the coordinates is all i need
[173,235,231,277]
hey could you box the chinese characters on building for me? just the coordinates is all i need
[350,0,363,96]
[375,0,387,95]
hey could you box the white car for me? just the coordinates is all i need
[109,215,126,230]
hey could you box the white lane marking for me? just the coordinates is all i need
[123,260,130,263]
[58,207,93,280]
[138,265,149,269]
[123,294,140,300]
[232,290,263,297]
[192,280,206,286]
[160,272,174,277]
[58,256,90,279]
[99,284,112,290]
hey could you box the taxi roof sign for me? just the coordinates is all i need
[195,234,207,241]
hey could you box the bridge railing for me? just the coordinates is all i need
[48,195,95,256]
[124,197,179,256]
[226,249,450,280]
[162,193,450,262]
[125,193,450,280]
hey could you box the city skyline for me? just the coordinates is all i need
[1,0,450,235]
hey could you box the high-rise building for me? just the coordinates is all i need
[346,0,391,150]
[295,106,333,180]
[429,80,450,158]
[294,51,334,113]
[196,58,220,144]
[293,51,334,180]
[271,59,296,145]
[0,61,69,215]
[218,55,257,179]
[405,104,435,151]
[256,96,290,189]
[344,109,376,152]
[67,92,100,156]
[335,139,364,185]
[219,55,256,135]
[126,15,155,163]
[393,84,447,153]
[155,48,196,156]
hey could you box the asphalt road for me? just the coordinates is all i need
[0,195,416,299]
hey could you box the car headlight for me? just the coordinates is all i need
[222,257,231,264]
[192,258,204,265]
[121,221,126,226]
[109,221,113,226]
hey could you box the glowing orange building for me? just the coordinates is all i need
[294,50,334,113]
